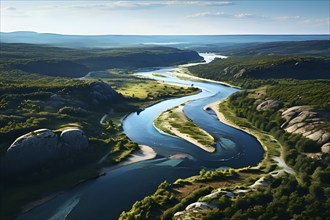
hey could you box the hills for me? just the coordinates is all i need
[0,44,202,78]
[201,40,330,56]
[188,55,330,83]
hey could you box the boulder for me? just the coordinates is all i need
[60,128,89,154]
[2,127,89,174]
[4,129,59,173]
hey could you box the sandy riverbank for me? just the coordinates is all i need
[122,145,157,165]
[172,66,240,89]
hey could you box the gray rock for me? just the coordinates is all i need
[60,128,89,154]
[321,143,330,154]
[281,106,330,145]
[256,99,279,111]
[2,127,89,174]
[5,129,59,173]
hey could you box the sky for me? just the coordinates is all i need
[1,0,329,35]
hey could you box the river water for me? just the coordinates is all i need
[18,53,264,220]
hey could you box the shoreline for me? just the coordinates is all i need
[204,100,268,155]
[154,105,216,153]
[173,67,240,89]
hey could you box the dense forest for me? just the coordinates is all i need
[188,55,330,84]
[1,43,203,78]
[199,40,330,56]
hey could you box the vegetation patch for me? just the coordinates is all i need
[154,105,215,152]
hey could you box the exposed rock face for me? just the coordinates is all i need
[281,106,330,145]
[60,128,89,154]
[90,82,119,105]
[174,202,216,219]
[321,143,330,154]
[256,99,280,111]
[5,129,59,173]
[2,128,89,174]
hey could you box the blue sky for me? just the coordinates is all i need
[1,0,329,35]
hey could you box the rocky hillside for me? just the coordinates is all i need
[281,106,330,145]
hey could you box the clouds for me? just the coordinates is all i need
[187,11,328,26]
[5,7,17,11]
[0,0,329,35]
[301,18,330,25]
[187,11,267,19]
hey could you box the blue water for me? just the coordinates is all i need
[18,53,264,220]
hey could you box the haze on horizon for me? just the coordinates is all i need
[1,0,329,35]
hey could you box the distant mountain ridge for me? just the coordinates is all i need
[207,40,330,56]
[1,31,329,48]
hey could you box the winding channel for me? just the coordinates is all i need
[18,53,264,220]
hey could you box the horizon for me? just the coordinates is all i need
[2,31,330,36]
[1,0,329,35]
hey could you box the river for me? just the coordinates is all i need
[18,53,264,220]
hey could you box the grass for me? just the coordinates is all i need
[154,105,215,151]
[152,73,167,78]
[114,79,198,100]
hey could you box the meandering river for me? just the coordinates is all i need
[18,53,264,220]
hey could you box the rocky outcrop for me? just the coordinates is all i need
[60,128,89,153]
[174,202,216,219]
[2,128,89,174]
[90,81,119,105]
[281,106,330,145]
[321,143,330,154]
[256,99,280,111]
